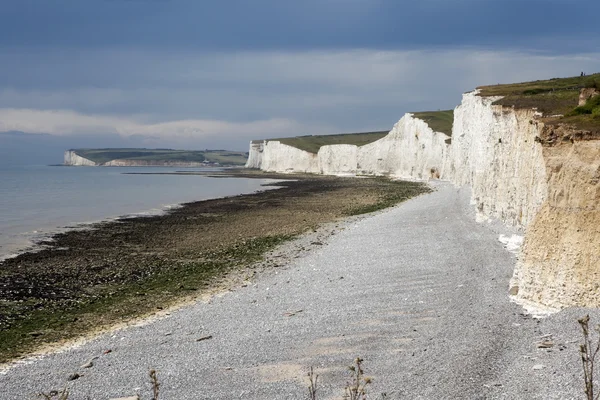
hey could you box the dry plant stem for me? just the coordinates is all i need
[343,357,372,400]
[579,315,600,400]
[149,369,160,400]
[308,366,319,400]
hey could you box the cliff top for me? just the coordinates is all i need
[257,111,454,154]
[411,110,454,136]
[262,131,389,154]
[478,73,600,133]
[70,148,248,165]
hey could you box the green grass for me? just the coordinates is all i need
[258,112,453,155]
[202,151,249,165]
[568,95,600,116]
[71,148,248,165]
[411,110,454,136]
[477,73,600,132]
[263,131,389,154]
[478,73,600,98]
[73,148,195,164]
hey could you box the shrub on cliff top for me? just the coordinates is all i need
[584,78,600,89]
[568,95,600,117]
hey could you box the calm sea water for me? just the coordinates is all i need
[0,165,275,259]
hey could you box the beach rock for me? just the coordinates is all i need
[537,340,554,349]
[67,373,82,380]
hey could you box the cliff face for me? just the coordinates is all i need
[358,114,449,179]
[511,133,600,309]
[447,92,548,228]
[246,90,600,309]
[318,144,358,175]
[245,142,264,169]
[64,151,97,166]
[441,93,600,310]
[256,140,319,173]
[450,95,600,309]
[246,113,448,178]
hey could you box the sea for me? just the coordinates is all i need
[0,164,276,260]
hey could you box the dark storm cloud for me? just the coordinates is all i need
[1,0,598,52]
[0,0,598,149]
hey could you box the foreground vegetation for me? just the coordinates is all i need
[478,72,600,132]
[0,173,429,363]
[37,317,600,399]
[265,131,389,154]
[71,148,249,165]
[39,357,376,400]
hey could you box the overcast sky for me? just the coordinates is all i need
[1,0,599,151]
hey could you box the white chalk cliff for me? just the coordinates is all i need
[357,114,449,179]
[64,150,97,166]
[246,90,600,310]
[247,113,450,178]
[247,141,319,173]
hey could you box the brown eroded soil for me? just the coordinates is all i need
[515,138,600,308]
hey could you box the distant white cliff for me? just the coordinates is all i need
[64,150,97,166]
[63,150,206,167]
[357,114,449,179]
[246,113,449,178]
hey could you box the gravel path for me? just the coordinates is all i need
[1,182,598,399]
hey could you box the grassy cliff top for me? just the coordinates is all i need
[258,110,454,154]
[262,131,389,154]
[478,73,600,132]
[411,110,454,136]
[72,148,248,165]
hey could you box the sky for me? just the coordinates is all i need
[1,0,599,156]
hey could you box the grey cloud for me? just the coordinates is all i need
[1,48,599,150]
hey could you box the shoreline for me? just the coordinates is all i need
[0,215,357,374]
[3,180,594,399]
[0,168,279,262]
[0,170,430,364]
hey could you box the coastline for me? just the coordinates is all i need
[0,212,362,375]
[0,170,429,364]
[0,166,275,262]
[0,204,185,263]
[3,180,594,399]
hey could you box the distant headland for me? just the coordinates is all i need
[64,148,248,167]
